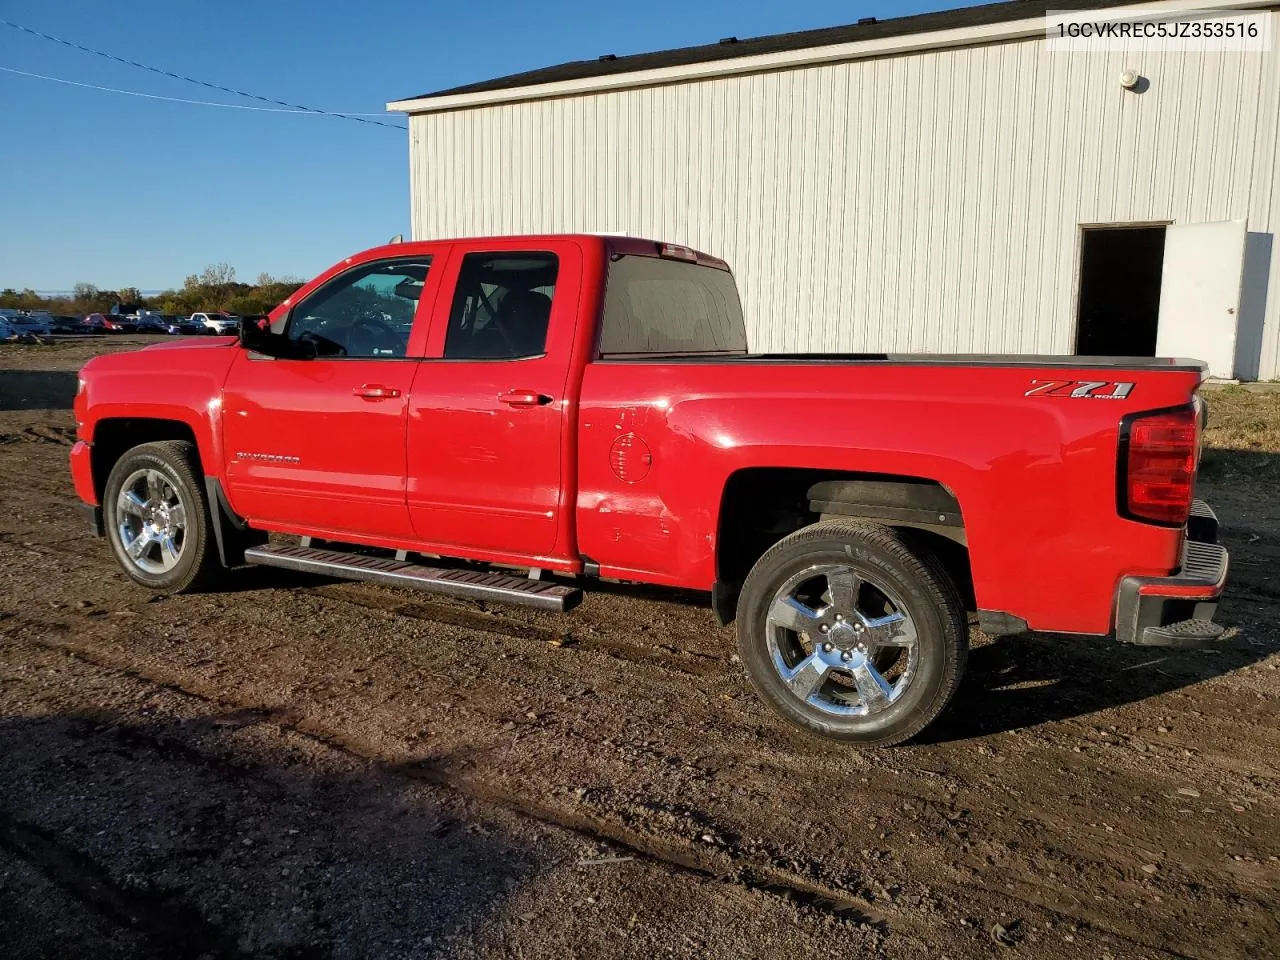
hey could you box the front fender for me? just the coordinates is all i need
[78,347,236,479]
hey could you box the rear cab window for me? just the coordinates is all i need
[599,251,747,357]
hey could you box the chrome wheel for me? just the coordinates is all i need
[115,468,187,574]
[766,563,919,717]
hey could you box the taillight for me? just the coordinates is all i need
[1119,405,1198,526]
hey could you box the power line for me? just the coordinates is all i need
[0,64,400,118]
[0,17,405,130]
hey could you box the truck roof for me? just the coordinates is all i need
[358,234,729,270]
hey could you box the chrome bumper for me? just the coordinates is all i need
[1115,500,1229,648]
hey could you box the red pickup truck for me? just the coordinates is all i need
[70,234,1229,745]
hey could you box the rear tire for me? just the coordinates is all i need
[103,441,222,593]
[736,519,967,747]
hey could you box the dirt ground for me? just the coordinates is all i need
[1,337,1276,959]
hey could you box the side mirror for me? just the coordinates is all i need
[239,315,316,359]
[238,315,268,351]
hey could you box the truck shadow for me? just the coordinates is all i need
[0,371,79,411]
[923,471,1279,743]
[921,627,1273,744]
[0,706,537,959]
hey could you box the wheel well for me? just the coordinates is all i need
[91,418,200,500]
[715,468,974,609]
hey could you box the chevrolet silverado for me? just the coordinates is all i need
[70,234,1229,745]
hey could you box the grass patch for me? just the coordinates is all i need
[1199,389,1280,489]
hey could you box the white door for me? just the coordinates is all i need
[1156,219,1247,379]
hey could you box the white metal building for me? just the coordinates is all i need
[389,0,1280,380]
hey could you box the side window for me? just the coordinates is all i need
[285,258,432,358]
[443,252,558,360]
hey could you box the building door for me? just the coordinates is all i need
[1155,220,1248,379]
[1075,226,1167,358]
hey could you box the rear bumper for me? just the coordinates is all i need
[1115,500,1228,648]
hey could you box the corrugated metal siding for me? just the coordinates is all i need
[409,15,1280,377]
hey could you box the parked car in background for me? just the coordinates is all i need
[137,315,204,336]
[81,314,115,334]
[191,312,240,335]
[136,316,172,334]
[0,317,12,340]
[8,313,53,337]
[51,315,83,333]
[103,314,137,332]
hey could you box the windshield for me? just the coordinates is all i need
[600,255,747,356]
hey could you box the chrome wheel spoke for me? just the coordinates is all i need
[126,530,153,561]
[168,503,187,529]
[160,534,181,564]
[145,470,164,501]
[849,661,895,711]
[118,490,148,517]
[769,595,823,639]
[783,653,829,701]
[826,568,859,612]
[864,611,916,647]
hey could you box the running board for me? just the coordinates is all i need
[243,544,581,612]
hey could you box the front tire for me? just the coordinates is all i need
[103,440,221,593]
[736,519,967,747]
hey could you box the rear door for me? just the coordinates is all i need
[405,241,583,557]
[221,250,446,539]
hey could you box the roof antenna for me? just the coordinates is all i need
[388,233,404,244]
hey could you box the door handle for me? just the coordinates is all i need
[499,389,553,407]
[354,384,401,401]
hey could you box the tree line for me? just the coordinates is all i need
[0,264,304,317]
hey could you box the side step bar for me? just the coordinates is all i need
[243,544,582,612]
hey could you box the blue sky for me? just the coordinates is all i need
[1,0,972,292]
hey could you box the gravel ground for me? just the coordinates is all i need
[1,338,1277,959]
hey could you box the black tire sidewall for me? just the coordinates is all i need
[738,531,959,744]
[104,446,207,591]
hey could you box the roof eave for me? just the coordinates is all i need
[387,14,1044,114]
[386,0,1273,115]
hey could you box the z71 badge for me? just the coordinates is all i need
[1024,380,1135,399]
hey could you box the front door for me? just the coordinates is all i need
[406,248,575,557]
[221,254,437,540]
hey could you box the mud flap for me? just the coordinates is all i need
[204,477,267,568]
